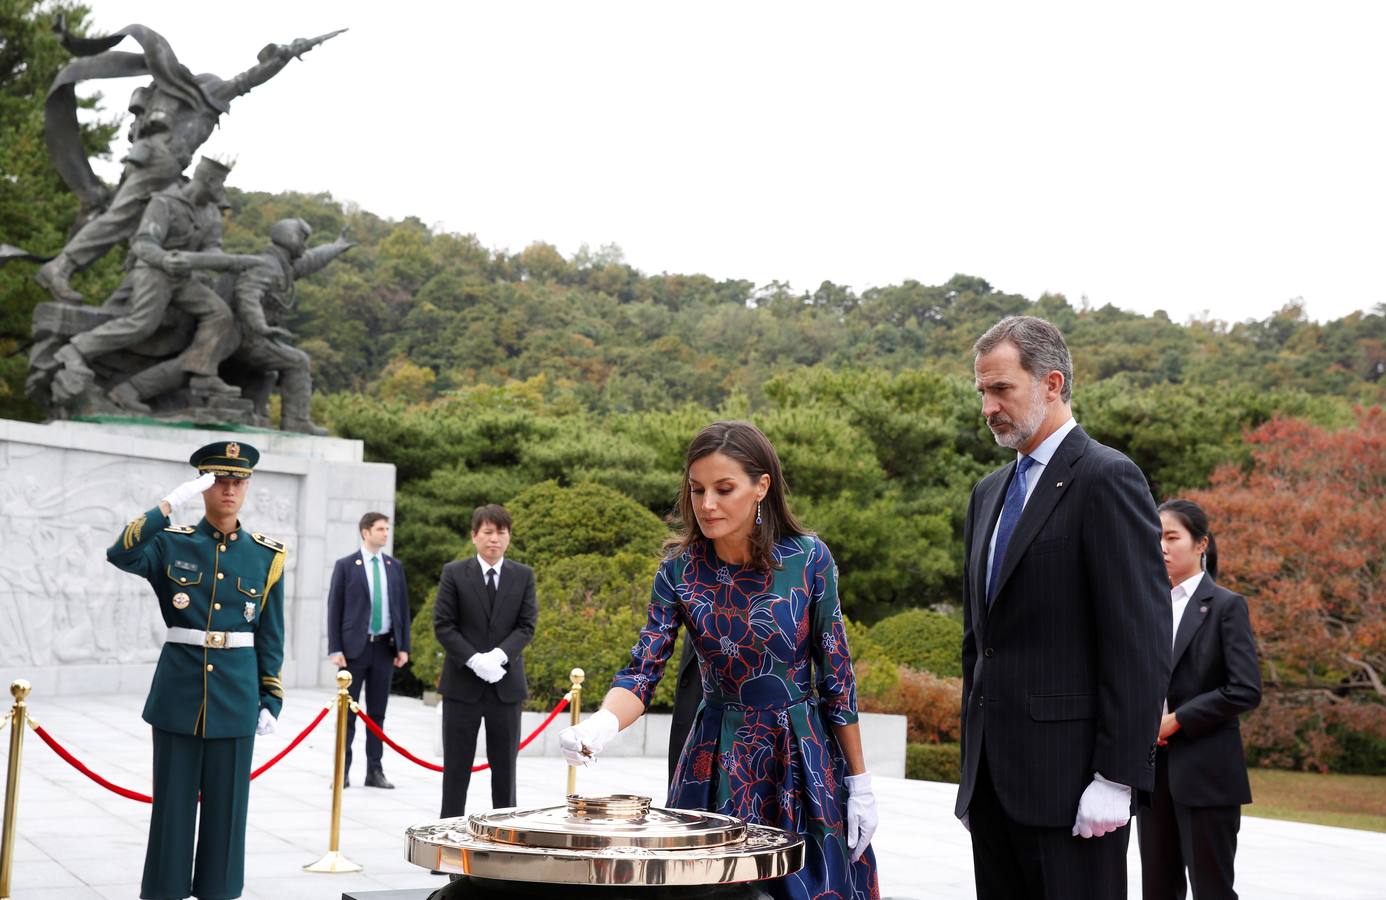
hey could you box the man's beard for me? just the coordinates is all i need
[987,383,1047,450]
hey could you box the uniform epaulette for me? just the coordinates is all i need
[251,532,285,552]
[163,524,197,534]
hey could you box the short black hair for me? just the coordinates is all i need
[359,511,389,535]
[470,504,512,534]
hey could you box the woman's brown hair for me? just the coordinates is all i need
[664,420,806,571]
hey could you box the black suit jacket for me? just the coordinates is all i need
[1162,574,1261,806]
[326,549,411,660]
[433,557,537,704]
[668,638,701,781]
[956,424,1171,828]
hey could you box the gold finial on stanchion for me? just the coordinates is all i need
[1,679,33,900]
[304,670,362,873]
[566,668,585,796]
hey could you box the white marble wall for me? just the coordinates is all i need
[0,418,396,697]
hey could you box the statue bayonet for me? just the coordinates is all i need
[293,28,348,60]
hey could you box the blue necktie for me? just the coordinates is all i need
[988,455,1036,606]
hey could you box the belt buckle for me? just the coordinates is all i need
[205,630,227,649]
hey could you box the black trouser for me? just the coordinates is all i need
[1137,749,1241,900]
[440,688,522,817]
[969,750,1129,900]
[343,635,395,776]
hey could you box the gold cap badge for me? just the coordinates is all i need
[225,442,241,459]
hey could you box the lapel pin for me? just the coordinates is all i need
[1200,606,1208,613]
[1055,481,1064,487]
[355,559,362,566]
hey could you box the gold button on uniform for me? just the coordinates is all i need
[214,603,222,610]
[206,664,214,672]
[179,577,188,584]
[219,544,227,552]
[216,572,224,580]
[229,533,238,541]
[250,588,257,595]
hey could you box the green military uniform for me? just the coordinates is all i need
[108,441,286,900]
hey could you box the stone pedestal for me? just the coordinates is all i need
[0,417,395,696]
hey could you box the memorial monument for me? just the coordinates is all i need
[0,17,390,699]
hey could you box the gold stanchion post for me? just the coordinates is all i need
[0,679,32,900]
[304,671,362,873]
[565,667,584,796]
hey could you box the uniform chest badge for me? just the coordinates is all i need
[244,601,256,622]
[172,592,191,609]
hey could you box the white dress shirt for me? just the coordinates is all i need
[1163,570,1206,714]
[477,555,505,591]
[361,545,391,635]
[986,416,1079,595]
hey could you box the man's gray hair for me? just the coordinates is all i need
[973,315,1074,402]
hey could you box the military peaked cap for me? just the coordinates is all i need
[190,440,259,479]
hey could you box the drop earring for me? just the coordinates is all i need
[755,501,762,526]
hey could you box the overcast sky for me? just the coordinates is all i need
[77,1,1385,324]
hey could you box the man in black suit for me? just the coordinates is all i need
[326,511,411,789]
[434,504,538,816]
[956,316,1171,900]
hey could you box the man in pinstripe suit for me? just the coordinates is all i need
[956,316,1170,899]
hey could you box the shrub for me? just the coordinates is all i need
[907,742,960,783]
[863,667,962,744]
[506,480,669,568]
[843,616,901,703]
[869,608,963,678]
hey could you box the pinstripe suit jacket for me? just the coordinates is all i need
[955,424,1171,828]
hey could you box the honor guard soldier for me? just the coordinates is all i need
[108,440,286,900]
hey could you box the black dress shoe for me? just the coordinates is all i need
[364,770,395,789]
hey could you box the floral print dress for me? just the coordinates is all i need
[612,534,880,900]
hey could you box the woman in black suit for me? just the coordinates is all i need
[1138,499,1262,900]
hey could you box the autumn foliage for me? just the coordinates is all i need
[1191,408,1386,772]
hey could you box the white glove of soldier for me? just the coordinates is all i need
[844,772,878,862]
[162,472,215,508]
[466,652,505,684]
[256,708,277,736]
[558,708,621,767]
[482,647,508,671]
[1072,772,1132,838]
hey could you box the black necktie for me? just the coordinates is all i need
[988,454,1036,607]
[485,567,497,605]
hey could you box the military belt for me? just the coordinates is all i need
[166,626,255,649]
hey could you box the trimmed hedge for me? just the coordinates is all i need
[907,742,961,783]
[869,608,963,677]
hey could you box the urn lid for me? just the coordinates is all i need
[407,794,804,886]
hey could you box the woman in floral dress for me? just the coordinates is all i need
[559,420,880,900]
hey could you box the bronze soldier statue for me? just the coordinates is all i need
[36,23,343,303]
[229,218,354,434]
[53,157,258,413]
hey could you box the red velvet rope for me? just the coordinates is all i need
[27,704,331,804]
[354,694,570,773]
[29,720,153,803]
[251,704,331,780]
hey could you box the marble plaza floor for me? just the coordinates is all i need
[3,689,1383,899]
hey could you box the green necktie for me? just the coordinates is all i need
[370,556,384,633]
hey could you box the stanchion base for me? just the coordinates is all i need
[304,849,364,873]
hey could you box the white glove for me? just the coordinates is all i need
[844,772,878,862]
[256,708,276,736]
[1071,772,1132,838]
[465,652,505,684]
[161,472,215,508]
[483,647,509,670]
[558,708,621,767]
